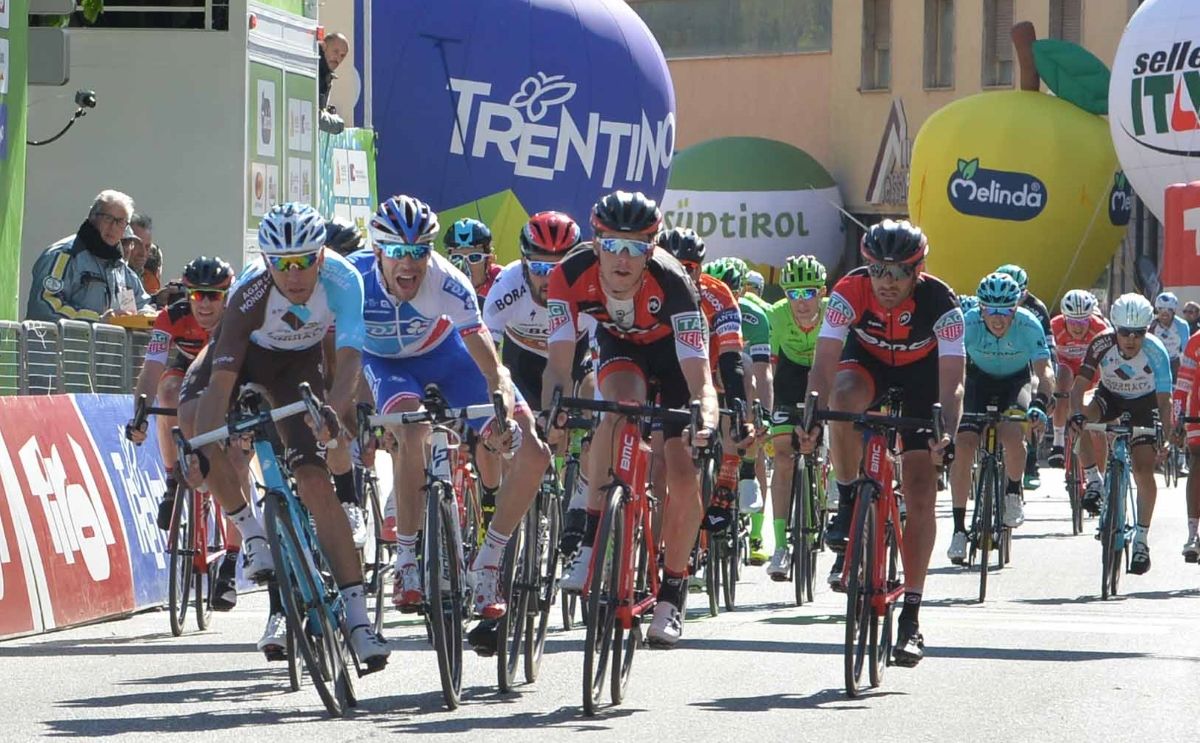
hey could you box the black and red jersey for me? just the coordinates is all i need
[144,298,210,366]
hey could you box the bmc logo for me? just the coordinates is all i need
[946,158,1047,222]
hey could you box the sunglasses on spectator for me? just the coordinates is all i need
[95,212,130,229]
[981,305,1017,317]
[379,243,432,261]
[450,251,490,264]
[188,289,227,303]
[1117,327,1147,338]
[866,261,916,280]
[525,260,558,277]
[267,252,320,271]
[786,287,821,301]
[598,238,652,257]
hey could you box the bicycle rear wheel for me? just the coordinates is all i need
[497,517,527,692]
[612,505,645,706]
[804,459,821,603]
[974,464,995,604]
[526,490,560,683]
[704,532,720,617]
[792,457,810,607]
[583,487,623,716]
[873,514,900,686]
[195,496,219,631]
[362,470,392,637]
[721,507,739,612]
[425,482,466,709]
[1065,437,1084,536]
[167,487,195,637]
[844,485,876,698]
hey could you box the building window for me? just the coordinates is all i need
[923,0,955,89]
[861,0,891,90]
[61,0,231,30]
[627,0,833,59]
[982,0,1013,87]
[1049,0,1082,44]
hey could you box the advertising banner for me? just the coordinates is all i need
[319,127,378,239]
[1163,181,1200,297]
[0,0,28,321]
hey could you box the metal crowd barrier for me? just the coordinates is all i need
[9,319,151,396]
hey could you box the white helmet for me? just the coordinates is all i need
[1110,293,1154,330]
[1060,289,1097,319]
[1154,291,1179,311]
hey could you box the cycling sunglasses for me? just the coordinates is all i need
[525,260,559,277]
[267,252,319,272]
[450,251,490,264]
[1117,327,1147,338]
[786,287,821,301]
[379,243,433,260]
[188,289,227,303]
[865,261,917,280]
[1065,315,1091,325]
[598,237,652,257]
[981,305,1017,317]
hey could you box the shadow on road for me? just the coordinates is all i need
[372,701,640,733]
[691,687,904,713]
[676,637,1154,664]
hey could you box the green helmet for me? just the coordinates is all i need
[780,254,827,288]
[994,263,1028,293]
[703,257,748,292]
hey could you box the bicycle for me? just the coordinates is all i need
[359,386,503,710]
[134,395,228,637]
[960,405,1027,603]
[552,393,709,716]
[558,415,592,631]
[772,403,828,606]
[1079,413,1158,600]
[803,389,943,698]
[350,422,393,638]
[176,383,364,718]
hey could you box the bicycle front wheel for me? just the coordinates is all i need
[1102,462,1126,600]
[166,488,195,637]
[974,464,995,604]
[1066,438,1084,536]
[526,490,560,682]
[425,482,466,709]
[497,517,527,692]
[844,485,876,698]
[583,487,623,716]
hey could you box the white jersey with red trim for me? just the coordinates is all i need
[484,260,594,358]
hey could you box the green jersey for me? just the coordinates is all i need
[738,296,771,362]
[769,297,827,367]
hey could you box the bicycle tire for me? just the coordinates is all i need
[612,504,645,707]
[583,487,622,716]
[425,482,466,709]
[875,513,900,684]
[804,459,821,603]
[792,457,809,607]
[844,486,874,698]
[264,491,347,718]
[286,619,302,691]
[704,531,720,618]
[362,471,392,637]
[560,460,580,632]
[975,460,995,604]
[497,517,527,692]
[195,496,218,631]
[526,487,560,683]
[167,487,194,637]
[994,472,1009,571]
[1066,437,1084,536]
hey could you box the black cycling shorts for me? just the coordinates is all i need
[770,354,811,435]
[838,333,941,453]
[1093,386,1158,447]
[595,330,689,439]
[958,366,1032,434]
[503,335,591,410]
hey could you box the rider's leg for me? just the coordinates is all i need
[949,430,980,533]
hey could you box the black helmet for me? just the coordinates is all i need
[591,190,662,236]
[182,256,234,290]
[860,219,928,265]
[324,217,364,255]
[655,227,705,264]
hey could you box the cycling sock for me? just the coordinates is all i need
[739,458,756,481]
[1007,478,1022,495]
[395,533,418,566]
[229,505,265,541]
[480,485,498,527]
[268,579,284,615]
[582,509,601,548]
[773,518,788,549]
[899,591,921,625]
[219,550,238,578]
[952,507,967,534]
[333,470,358,507]
[1135,523,1150,544]
[658,569,687,608]
[836,480,855,511]
[473,526,510,570]
[749,512,764,541]
[568,473,589,510]
[163,476,177,500]
[339,582,370,628]
[1084,466,1102,486]
[1189,518,1198,539]
[1053,427,1065,447]
[1025,444,1038,473]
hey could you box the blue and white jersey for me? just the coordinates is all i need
[225,249,365,352]
[1150,314,1191,361]
[1080,331,1172,399]
[963,306,1050,378]
[350,249,484,359]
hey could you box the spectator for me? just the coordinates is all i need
[318,32,349,134]
[130,212,163,296]
[26,189,154,323]
[1184,301,1200,336]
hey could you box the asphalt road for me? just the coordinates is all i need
[4,469,1199,741]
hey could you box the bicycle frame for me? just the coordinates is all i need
[841,432,905,615]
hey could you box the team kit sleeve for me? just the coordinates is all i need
[327,259,367,351]
[817,284,857,343]
[482,274,513,343]
[932,289,966,357]
[1077,334,1110,383]
[545,265,579,346]
[742,302,772,362]
[1146,336,1174,394]
[1173,336,1200,411]
[660,265,708,364]
[143,309,174,366]
[1022,310,1051,362]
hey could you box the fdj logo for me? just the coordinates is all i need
[946,158,1046,222]
[1109,172,1133,227]
[448,72,675,188]
[1127,41,1200,150]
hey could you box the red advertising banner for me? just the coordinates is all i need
[0,397,134,630]
[1162,181,1200,289]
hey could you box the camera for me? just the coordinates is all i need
[75,90,97,109]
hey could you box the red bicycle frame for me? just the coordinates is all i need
[186,487,229,577]
[840,432,905,614]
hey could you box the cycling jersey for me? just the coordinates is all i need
[144,298,208,367]
[1051,313,1111,374]
[546,249,706,364]
[698,273,743,370]
[1150,314,1190,361]
[819,267,964,365]
[476,262,502,307]
[769,297,826,367]
[1176,334,1200,443]
[1078,331,1172,399]
[212,250,365,374]
[738,295,771,363]
[963,306,1050,377]
[351,249,482,359]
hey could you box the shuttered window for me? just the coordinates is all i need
[861,0,891,90]
[982,0,1013,87]
[1050,0,1082,44]
[923,0,955,89]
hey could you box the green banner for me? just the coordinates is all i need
[0,1,28,321]
[318,127,377,239]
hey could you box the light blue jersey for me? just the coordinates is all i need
[963,306,1050,377]
[1150,314,1191,361]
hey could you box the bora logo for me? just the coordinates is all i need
[946,157,1047,221]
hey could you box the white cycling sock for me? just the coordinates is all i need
[341,582,370,628]
[1053,427,1064,447]
[1084,466,1102,485]
[569,473,589,510]
[1135,523,1149,545]
[229,505,265,542]
[1189,518,1199,539]
[395,533,418,568]
[472,526,510,570]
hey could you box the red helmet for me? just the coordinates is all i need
[520,211,581,256]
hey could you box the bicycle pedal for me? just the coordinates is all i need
[262,647,287,663]
[357,656,388,676]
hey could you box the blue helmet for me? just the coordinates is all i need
[444,218,493,251]
[994,263,1028,293]
[258,202,327,255]
[959,294,980,313]
[977,272,1022,308]
[370,195,439,245]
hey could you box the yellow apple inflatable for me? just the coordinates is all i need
[909,25,1130,305]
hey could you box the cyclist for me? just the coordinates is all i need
[764,255,827,580]
[354,195,550,622]
[177,203,389,669]
[799,219,964,667]
[444,217,501,307]
[1174,327,1200,560]
[1047,290,1110,468]
[745,269,766,298]
[323,216,366,257]
[1150,292,1190,380]
[545,191,720,648]
[946,273,1054,564]
[1069,293,1173,576]
[994,264,1054,491]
